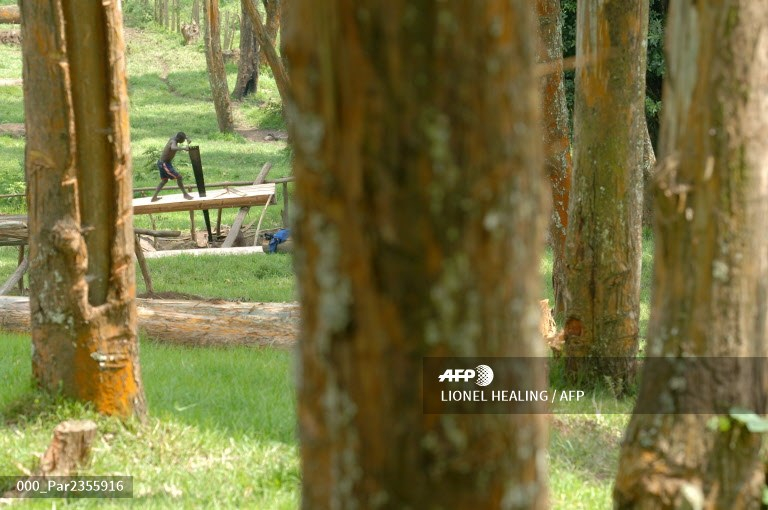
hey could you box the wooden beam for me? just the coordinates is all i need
[133,183,276,215]
[221,162,272,248]
[0,6,20,24]
[0,296,299,348]
[0,256,28,296]
[134,228,181,238]
[134,236,154,295]
[143,246,265,258]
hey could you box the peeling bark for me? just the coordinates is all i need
[614,2,768,508]
[564,0,647,385]
[536,0,572,319]
[203,0,235,133]
[285,2,548,508]
[20,0,147,419]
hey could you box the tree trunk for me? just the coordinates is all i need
[260,0,280,66]
[233,0,259,100]
[641,121,656,228]
[192,0,200,25]
[614,2,768,508]
[536,0,572,319]
[563,0,647,385]
[284,2,549,508]
[243,0,290,116]
[203,0,234,133]
[19,0,147,419]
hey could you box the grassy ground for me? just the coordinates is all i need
[0,13,653,509]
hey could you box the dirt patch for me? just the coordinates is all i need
[235,127,288,143]
[0,123,24,138]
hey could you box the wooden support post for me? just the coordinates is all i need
[216,208,223,239]
[134,235,154,295]
[17,244,24,293]
[0,256,28,296]
[282,181,289,227]
[189,210,196,239]
[221,162,272,248]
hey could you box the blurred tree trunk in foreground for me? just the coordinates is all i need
[564,0,648,386]
[614,1,768,508]
[536,0,572,319]
[203,0,235,132]
[19,0,147,419]
[285,1,549,508]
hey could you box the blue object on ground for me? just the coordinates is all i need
[267,229,291,253]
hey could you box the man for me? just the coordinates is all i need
[151,132,194,202]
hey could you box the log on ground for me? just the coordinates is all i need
[0,296,299,348]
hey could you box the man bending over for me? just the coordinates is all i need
[151,131,194,202]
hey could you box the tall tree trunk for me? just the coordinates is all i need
[233,0,259,100]
[192,0,200,26]
[19,0,147,419]
[614,2,768,508]
[203,0,234,133]
[260,0,280,67]
[536,0,572,319]
[641,121,656,228]
[563,0,647,385]
[284,1,548,508]
[243,0,290,116]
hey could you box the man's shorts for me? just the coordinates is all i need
[157,160,181,180]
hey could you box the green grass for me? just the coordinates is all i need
[0,334,299,509]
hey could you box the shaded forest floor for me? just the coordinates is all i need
[0,17,651,509]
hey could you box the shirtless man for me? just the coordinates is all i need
[151,131,194,202]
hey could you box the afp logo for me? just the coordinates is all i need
[438,365,494,386]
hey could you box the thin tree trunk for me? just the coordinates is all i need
[284,1,548,508]
[203,0,234,133]
[243,0,290,115]
[233,0,259,100]
[192,0,200,25]
[537,0,572,319]
[260,0,280,66]
[19,0,147,419]
[563,0,648,386]
[614,2,768,508]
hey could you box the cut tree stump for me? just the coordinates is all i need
[2,420,98,499]
[39,420,98,476]
[0,296,299,348]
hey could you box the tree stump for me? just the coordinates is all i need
[39,420,98,476]
[181,21,199,45]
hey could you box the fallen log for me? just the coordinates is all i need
[134,228,181,238]
[0,6,19,25]
[0,215,27,241]
[0,296,299,348]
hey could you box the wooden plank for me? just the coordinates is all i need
[133,183,276,215]
[0,257,27,296]
[134,228,181,238]
[143,246,265,259]
[134,236,154,295]
[0,215,28,241]
[0,296,299,348]
[221,162,273,248]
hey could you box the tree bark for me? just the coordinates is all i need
[536,0,572,319]
[19,0,147,419]
[563,0,647,385]
[284,2,549,508]
[243,0,290,115]
[203,0,235,133]
[0,296,299,348]
[260,0,280,66]
[233,0,260,100]
[614,2,768,508]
